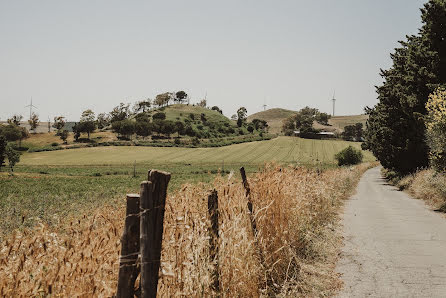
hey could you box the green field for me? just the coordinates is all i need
[21,136,373,166]
[0,136,374,237]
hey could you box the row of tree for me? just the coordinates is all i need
[363,0,446,174]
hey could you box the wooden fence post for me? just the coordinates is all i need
[207,189,220,294]
[240,167,275,294]
[140,170,171,298]
[117,194,141,298]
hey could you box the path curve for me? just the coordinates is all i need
[337,167,446,297]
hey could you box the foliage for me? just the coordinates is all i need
[133,99,152,113]
[7,114,23,126]
[342,123,363,141]
[28,112,39,133]
[175,91,188,103]
[364,0,446,173]
[79,109,96,139]
[211,106,223,114]
[110,103,131,123]
[112,120,135,139]
[426,88,446,172]
[0,136,6,169]
[251,118,268,131]
[197,99,207,107]
[52,116,66,135]
[5,144,20,172]
[335,145,363,166]
[135,121,152,139]
[316,112,331,125]
[60,130,69,144]
[96,113,111,129]
[155,92,173,107]
[153,112,166,120]
[236,107,247,124]
[282,106,321,136]
[72,123,81,141]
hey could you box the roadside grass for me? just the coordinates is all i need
[395,169,446,211]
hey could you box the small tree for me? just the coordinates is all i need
[247,125,254,133]
[52,116,66,135]
[79,109,96,139]
[97,113,110,129]
[60,130,69,144]
[110,103,130,123]
[236,107,247,127]
[197,99,207,107]
[211,106,223,114]
[72,123,81,142]
[5,144,20,173]
[0,136,6,170]
[7,114,23,126]
[335,146,363,166]
[133,99,152,113]
[135,121,152,139]
[175,91,188,104]
[28,112,39,133]
[175,121,185,137]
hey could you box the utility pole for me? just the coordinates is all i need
[332,91,336,117]
[47,117,51,133]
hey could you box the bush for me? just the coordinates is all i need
[426,88,446,172]
[51,142,59,147]
[335,146,363,166]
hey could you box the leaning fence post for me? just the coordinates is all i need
[140,170,171,298]
[117,194,141,298]
[207,189,220,294]
[240,167,274,294]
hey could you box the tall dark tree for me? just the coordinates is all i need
[364,0,446,173]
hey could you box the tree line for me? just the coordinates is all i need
[364,0,446,174]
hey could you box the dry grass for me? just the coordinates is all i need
[398,169,446,210]
[0,163,371,297]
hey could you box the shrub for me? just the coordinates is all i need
[426,88,446,172]
[51,142,59,147]
[335,146,363,166]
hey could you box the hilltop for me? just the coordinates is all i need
[247,108,296,134]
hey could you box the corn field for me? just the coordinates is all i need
[0,163,370,297]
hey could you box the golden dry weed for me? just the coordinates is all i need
[0,163,371,297]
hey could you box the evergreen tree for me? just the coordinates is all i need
[364,0,446,173]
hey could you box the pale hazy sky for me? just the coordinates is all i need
[0,0,425,121]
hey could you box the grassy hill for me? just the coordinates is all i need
[328,114,368,130]
[247,108,296,134]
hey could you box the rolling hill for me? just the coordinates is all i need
[247,108,296,134]
[248,108,368,134]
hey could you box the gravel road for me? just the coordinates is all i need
[337,167,446,297]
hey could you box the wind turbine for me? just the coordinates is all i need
[25,97,37,120]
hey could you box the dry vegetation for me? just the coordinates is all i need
[0,163,371,297]
[397,169,446,211]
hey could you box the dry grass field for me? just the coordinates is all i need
[0,163,372,296]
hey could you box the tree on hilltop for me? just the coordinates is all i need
[28,113,39,133]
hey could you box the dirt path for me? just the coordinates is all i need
[337,167,446,297]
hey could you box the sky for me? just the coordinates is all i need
[0,0,425,121]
